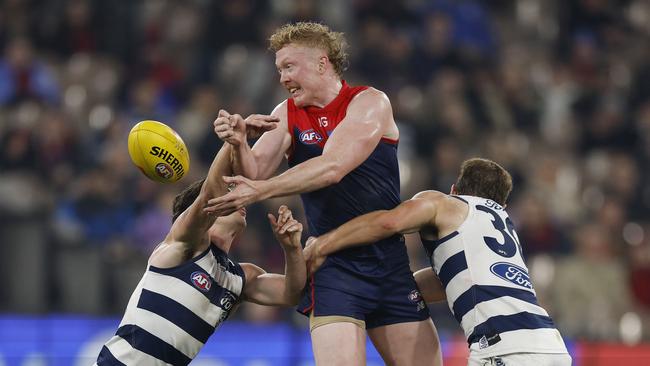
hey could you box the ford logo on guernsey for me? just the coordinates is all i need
[299,129,322,145]
[490,262,533,290]
[191,271,212,292]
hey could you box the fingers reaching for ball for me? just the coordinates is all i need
[269,205,302,248]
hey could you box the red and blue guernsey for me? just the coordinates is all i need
[291,82,428,325]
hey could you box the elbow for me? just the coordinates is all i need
[315,156,349,187]
[425,292,447,304]
[377,215,400,234]
[321,163,346,186]
[284,278,307,306]
[283,289,302,306]
[195,190,210,210]
[286,294,301,306]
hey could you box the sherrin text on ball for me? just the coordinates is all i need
[127,120,190,183]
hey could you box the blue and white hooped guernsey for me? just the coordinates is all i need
[420,195,568,358]
[95,244,245,365]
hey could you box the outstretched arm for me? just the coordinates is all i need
[204,88,398,216]
[168,143,233,245]
[150,128,235,268]
[241,205,306,306]
[304,191,445,273]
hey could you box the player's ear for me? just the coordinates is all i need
[450,184,456,195]
[318,56,327,73]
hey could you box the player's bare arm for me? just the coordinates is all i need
[245,102,292,179]
[204,88,396,216]
[149,142,234,268]
[214,103,290,180]
[303,191,446,274]
[240,205,306,306]
[414,267,447,303]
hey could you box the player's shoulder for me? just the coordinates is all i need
[272,100,289,118]
[412,190,467,212]
[412,190,448,201]
[354,86,387,101]
[348,87,391,113]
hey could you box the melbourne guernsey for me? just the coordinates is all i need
[289,81,410,314]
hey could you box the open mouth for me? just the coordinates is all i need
[288,87,301,97]
[238,207,247,217]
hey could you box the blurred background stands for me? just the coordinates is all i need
[0,0,649,345]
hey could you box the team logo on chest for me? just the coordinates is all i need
[190,271,212,292]
[299,129,323,145]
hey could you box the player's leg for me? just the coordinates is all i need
[302,268,377,366]
[298,259,381,365]
[366,257,442,366]
[310,316,367,366]
[368,318,442,366]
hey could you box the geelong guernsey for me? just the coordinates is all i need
[96,244,245,365]
[421,195,568,357]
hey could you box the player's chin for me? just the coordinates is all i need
[232,213,247,232]
[238,215,247,229]
[215,211,247,231]
[291,93,308,107]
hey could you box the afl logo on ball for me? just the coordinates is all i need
[191,271,212,292]
[299,129,322,145]
[155,162,174,179]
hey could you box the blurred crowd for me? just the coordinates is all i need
[0,0,649,344]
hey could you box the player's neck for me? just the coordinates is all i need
[310,78,342,108]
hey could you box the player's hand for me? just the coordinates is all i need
[268,205,302,248]
[245,114,280,139]
[304,236,327,275]
[203,175,263,216]
[214,109,246,146]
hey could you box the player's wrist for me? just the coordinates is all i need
[314,237,329,257]
[233,137,249,151]
[225,139,241,148]
[281,240,301,251]
[245,129,260,139]
[291,235,303,249]
[256,180,273,201]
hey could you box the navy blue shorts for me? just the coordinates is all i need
[298,254,430,329]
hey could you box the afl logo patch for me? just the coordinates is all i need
[190,271,212,292]
[490,262,533,290]
[155,162,174,179]
[299,129,322,145]
[408,290,422,302]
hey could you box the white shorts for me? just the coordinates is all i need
[468,352,572,366]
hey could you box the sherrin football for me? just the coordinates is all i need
[127,120,190,183]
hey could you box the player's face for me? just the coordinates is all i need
[275,44,324,107]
